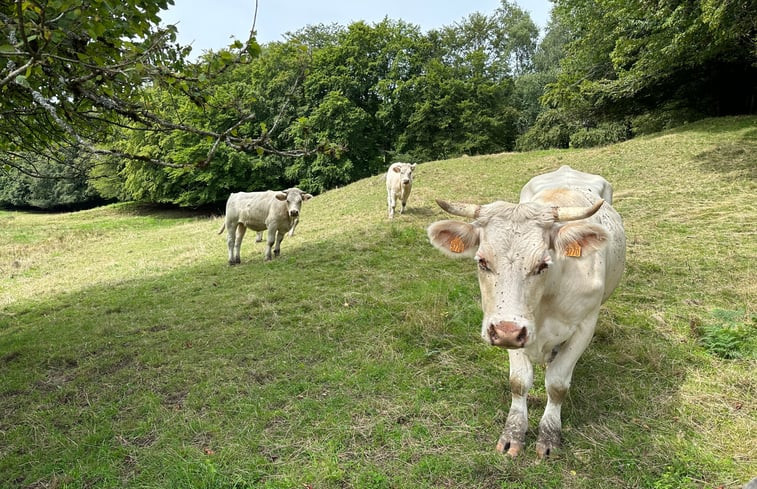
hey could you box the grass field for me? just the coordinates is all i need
[1,116,755,488]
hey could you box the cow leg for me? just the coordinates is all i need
[400,191,408,214]
[387,192,395,219]
[226,223,236,265]
[264,227,276,261]
[232,224,246,264]
[273,229,286,257]
[537,316,598,458]
[497,349,533,457]
[255,231,264,243]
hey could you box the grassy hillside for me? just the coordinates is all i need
[1,116,755,489]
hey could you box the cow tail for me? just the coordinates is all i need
[217,222,226,234]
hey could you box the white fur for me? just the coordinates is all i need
[218,188,312,263]
[386,162,416,218]
[427,166,626,458]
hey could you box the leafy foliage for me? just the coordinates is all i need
[568,121,630,148]
[0,151,103,210]
[516,109,580,150]
[544,0,757,126]
[0,0,283,181]
[5,0,753,206]
[697,309,757,359]
[92,4,539,203]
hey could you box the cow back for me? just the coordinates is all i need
[520,165,613,205]
[229,191,279,229]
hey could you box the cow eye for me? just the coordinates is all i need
[477,257,490,272]
[533,260,550,275]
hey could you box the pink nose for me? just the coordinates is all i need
[488,321,527,348]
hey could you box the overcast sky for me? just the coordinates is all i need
[160,0,552,58]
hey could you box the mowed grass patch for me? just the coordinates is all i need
[1,116,755,488]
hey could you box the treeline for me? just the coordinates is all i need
[90,4,540,207]
[1,0,754,209]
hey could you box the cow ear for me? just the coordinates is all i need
[302,193,313,201]
[392,165,401,173]
[427,220,479,258]
[275,192,288,201]
[553,223,608,257]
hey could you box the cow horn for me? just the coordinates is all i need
[553,199,604,222]
[436,199,481,218]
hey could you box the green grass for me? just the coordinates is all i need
[1,116,755,488]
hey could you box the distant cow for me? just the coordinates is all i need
[218,188,312,263]
[427,166,626,458]
[386,162,416,218]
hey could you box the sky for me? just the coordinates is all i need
[160,0,552,58]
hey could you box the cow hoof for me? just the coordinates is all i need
[496,436,523,457]
[535,440,559,459]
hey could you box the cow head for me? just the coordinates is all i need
[393,163,416,186]
[428,198,607,348]
[275,188,313,217]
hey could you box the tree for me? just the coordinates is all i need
[293,19,426,190]
[0,0,312,181]
[0,149,103,210]
[513,13,570,134]
[94,44,313,206]
[398,3,535,159]
[545,0,757,121]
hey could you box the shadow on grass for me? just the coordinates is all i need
[692,131,757,178]
[109,201,224,219]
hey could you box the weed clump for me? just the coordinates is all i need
[697,309,756,359]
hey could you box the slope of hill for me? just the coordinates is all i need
[1,116,755,488]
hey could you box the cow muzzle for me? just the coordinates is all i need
[288,209,299,217]
[487,321,528,348]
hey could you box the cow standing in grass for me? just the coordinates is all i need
[427,166,626,458]
[218,188,312,263]
[386,162,416,218]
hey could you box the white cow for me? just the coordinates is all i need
[218,188,312,263]
[386,162,416,218]
[427,166,626,458]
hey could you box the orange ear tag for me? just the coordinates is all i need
[565,242,582,257]
[449,236,465,253]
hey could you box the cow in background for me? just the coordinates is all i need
[427,166,626,458]
[218,188,312,263]
[386,162,416,218]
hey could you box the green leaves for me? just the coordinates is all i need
[2,0,543,206]
[547,0,756,120]
[697,309,757,360]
